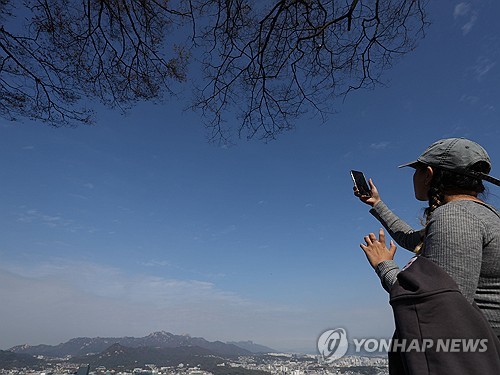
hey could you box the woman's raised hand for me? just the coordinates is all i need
[360,228,397,269]
[354,178,381,207]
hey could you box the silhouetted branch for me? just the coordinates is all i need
[0,0,429,142]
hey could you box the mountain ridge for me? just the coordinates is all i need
[9,331,275,358]
[70,343,222,368]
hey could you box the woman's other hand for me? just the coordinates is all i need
[360,228,397,269]
[354,178,381,207]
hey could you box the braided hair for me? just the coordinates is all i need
[414,161,489,254]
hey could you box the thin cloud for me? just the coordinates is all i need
[67,193,90,200]
[471,57,496,81]
[15,207,101,236]
[0,259,333,351]
[4,260,238,305]
[461,14,477,35]
[16,209,71,228]
[369,142,390,150]
[141,260,171,267]
[453,2,470,18]
[459,94,480,105]
[453,2,477,35]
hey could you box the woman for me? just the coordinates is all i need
[356,137,500,337]
[355,138,500,373]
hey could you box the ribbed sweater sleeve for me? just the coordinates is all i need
[375,260,400,293]
[368,201,423,291]
[369,201,424,251]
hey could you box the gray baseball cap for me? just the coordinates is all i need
[399,138,500,186]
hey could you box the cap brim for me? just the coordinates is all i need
[398,160,420,169]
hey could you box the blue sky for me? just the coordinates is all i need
[1,1,500,353]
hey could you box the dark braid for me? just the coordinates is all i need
[424,180,446,224]
[415,162,488,254]
[425,163,487,221]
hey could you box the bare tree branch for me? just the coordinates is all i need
[0,0,429,142]
[192,0,429,141]
[0,0,191,126]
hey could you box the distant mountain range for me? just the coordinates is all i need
[5,332,276,374]
[9,331,276,358]
[72,343,224,369]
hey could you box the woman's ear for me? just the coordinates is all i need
[425,166,434,185]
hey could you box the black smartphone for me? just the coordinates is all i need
[350,170,371,196]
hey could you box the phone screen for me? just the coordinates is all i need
[350,170,371,196]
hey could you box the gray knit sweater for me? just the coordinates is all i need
[370,200,500,334]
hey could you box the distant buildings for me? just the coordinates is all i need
[0,354,388,375]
